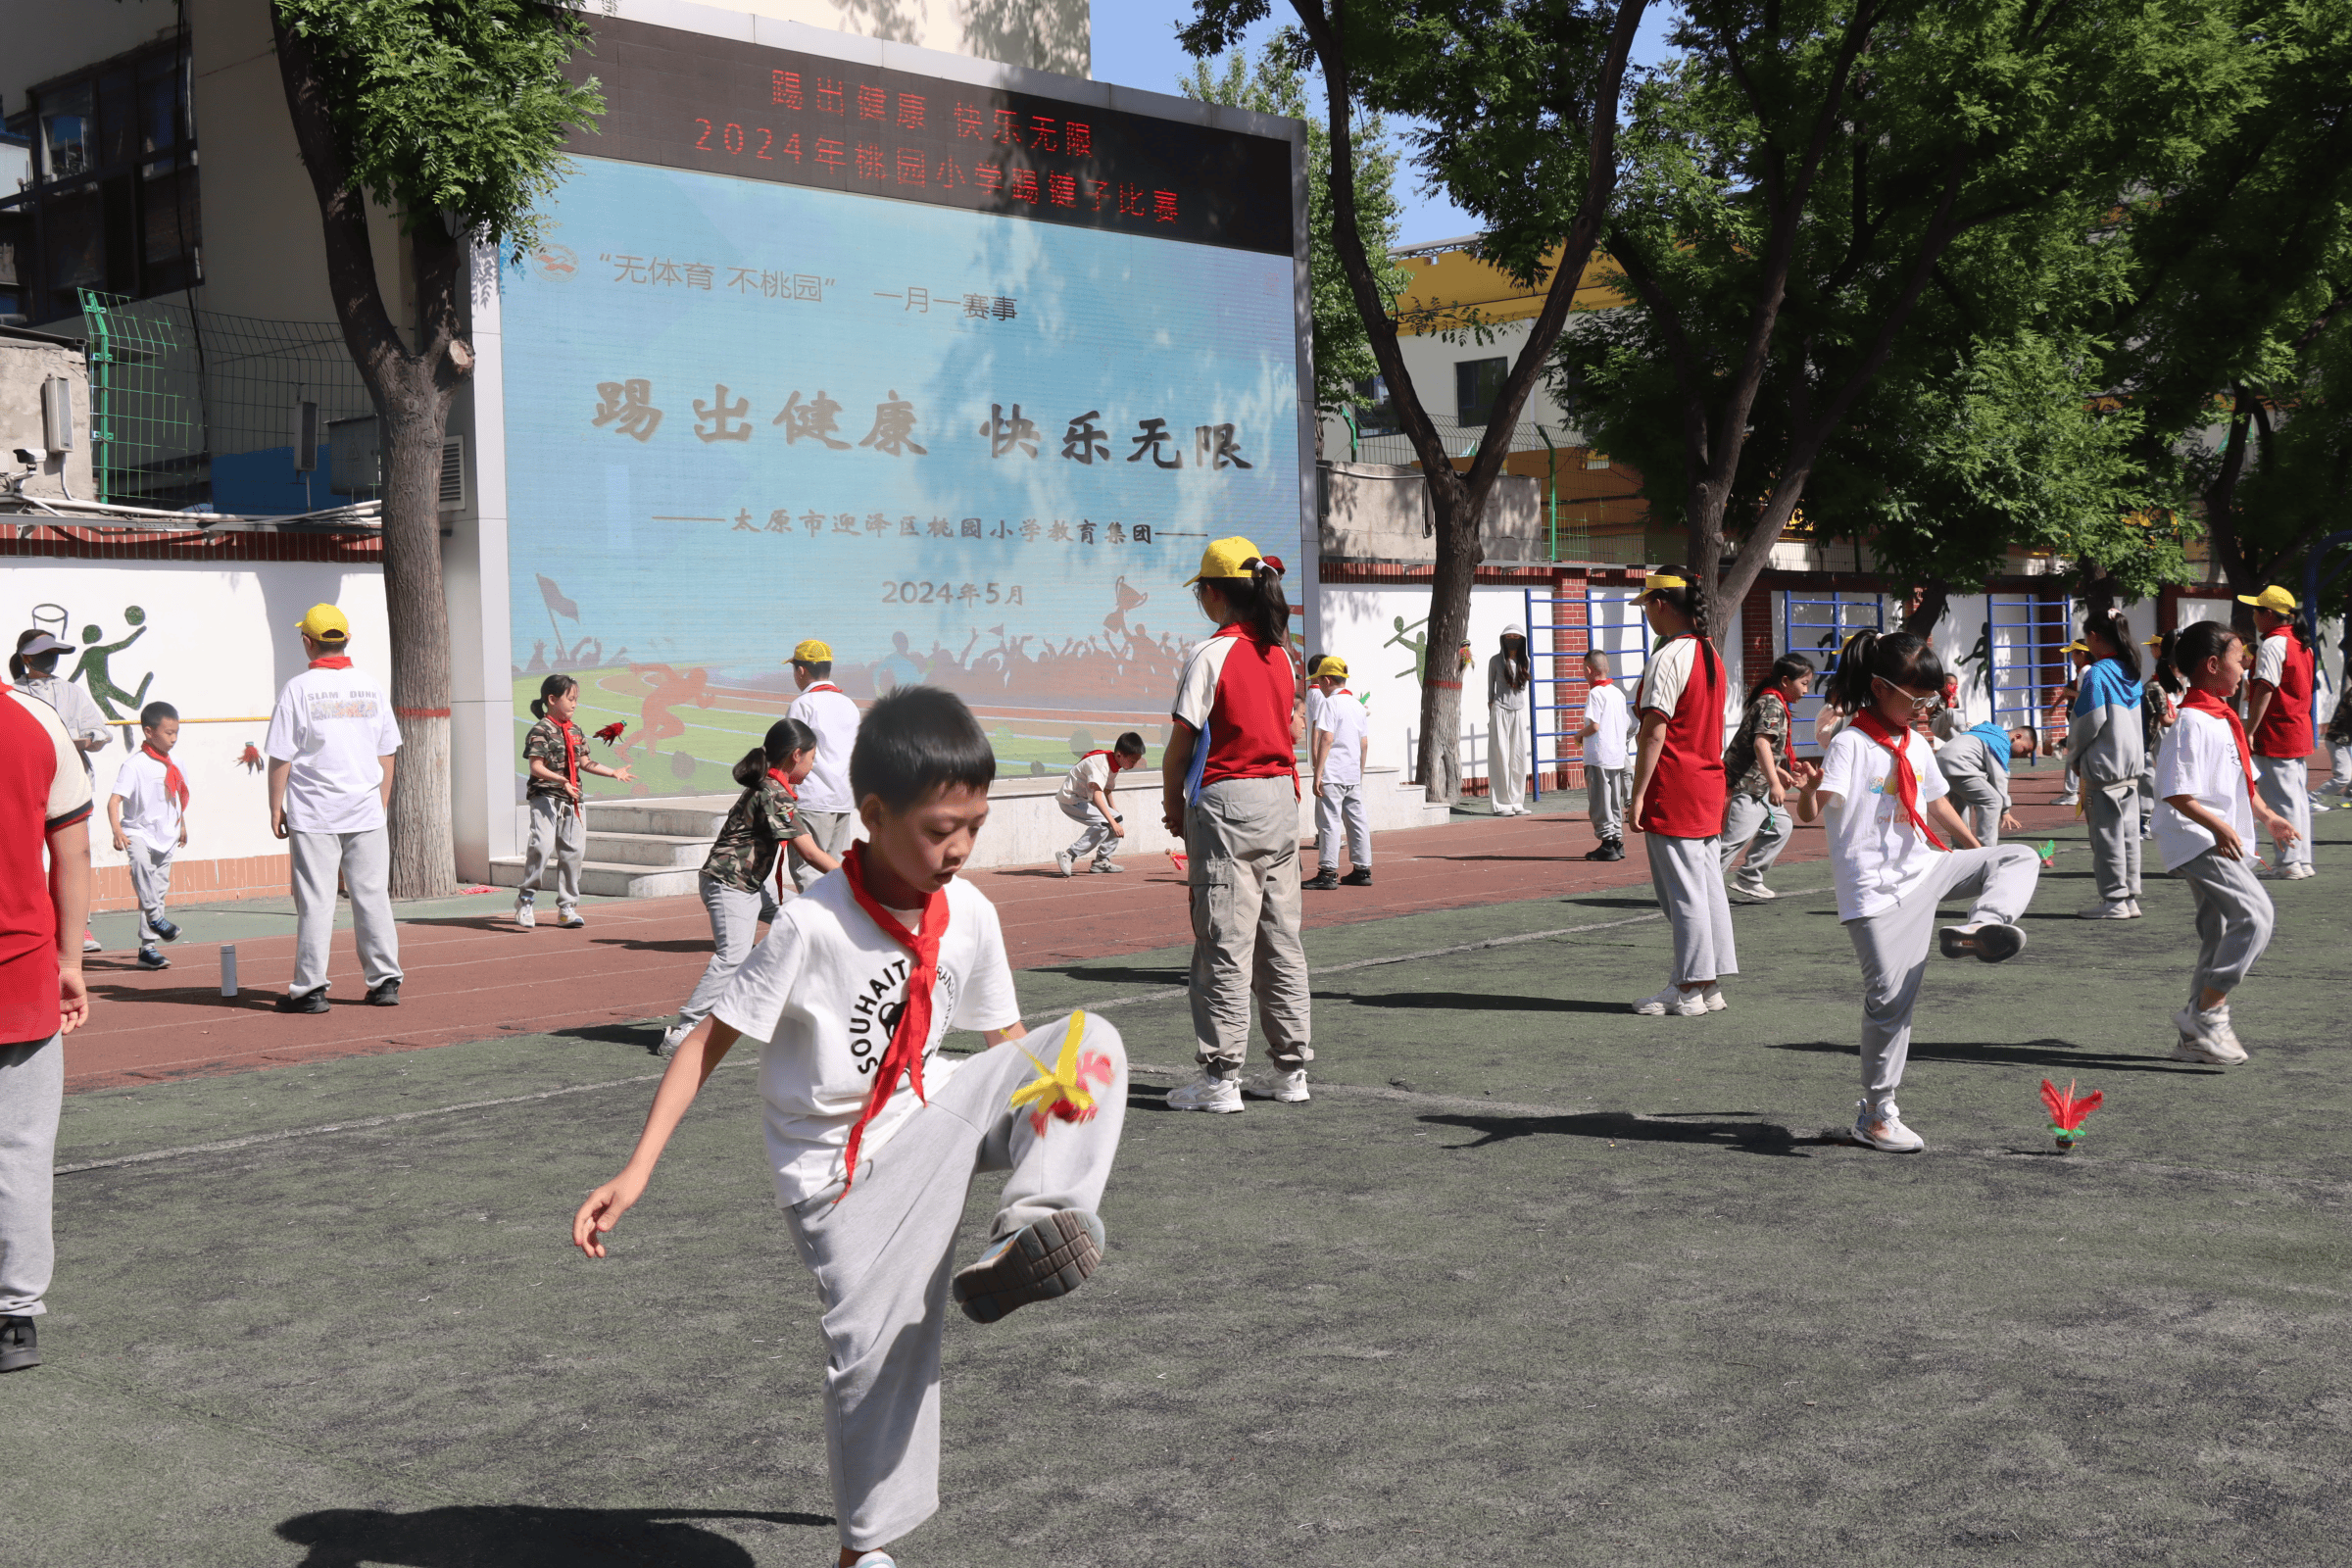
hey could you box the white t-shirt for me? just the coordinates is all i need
[1636,637,1700,718]
[1304,686,1326,737]
[715,872,1022,1203]
[264,662,402,835]
[787,685,861,812]
[2253,634,2285,690]
[1056,752,1120,810]
[2153,708,2257,872]
[1584,680,1632,771]
[1314,690,1369,786]
[110,750,183,854]
[1818,724,1952,921]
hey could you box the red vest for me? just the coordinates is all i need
[1638,636,1729,838]
[2251,629,2315,759]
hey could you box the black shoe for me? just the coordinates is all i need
[149,916,182,944]
[1583,841,1625,861]
[0,1314,37,1373]
[366,979,402,1007]
[274,988,329,1014]
[1302,871,1341,890]
[1339,868,1373,887]
[135,945,170,970]
[952,1210,1104,1324]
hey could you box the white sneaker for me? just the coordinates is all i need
[1166,1071,1244,1113]
[1266,1068,1309,1102]
[2125,899,2143,918]
[1730,881,1776,902]
[2078,902,2133,920]
[1845,1099,1925,1152]
[1633,985,1708,1017]
[846,1552,899,1567]
[2171,1005,2248,1063]
[2287,862,2317,880]
[656,1022,689,1058]
[514,896,536,928]
[1701,982,1727,1011]
[1054,850,1076,878]
[1090,858,1125,874]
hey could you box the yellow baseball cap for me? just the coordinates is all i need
[1185,536,1274,583]
[2236,585,2298,614]
[1634,571,1690,602]
[2062,640,2088,653]
[790,638,833,663]
[293,604,350,643]
[1315,655,1349,680]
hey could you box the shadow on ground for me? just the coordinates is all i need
[274,1506,828,1567]
[1765,1037,2220,1075]
[1422,1108,1830,1157]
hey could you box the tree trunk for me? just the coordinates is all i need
[2078,561,2115,621]
[1413,486,1482,800]
[1900,579,1950,636]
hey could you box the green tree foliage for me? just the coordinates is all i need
[1557,0,2261,655]
[270,0,603,895]
[1181,45,1410,420]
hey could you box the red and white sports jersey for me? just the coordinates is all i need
[2250,627,2315,760]
[1172,625,1299,790]
[2,686,93,1044]
[1635,633,1729,838]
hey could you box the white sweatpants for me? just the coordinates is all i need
[289,826,401,996]
[1646,832,1737,984]
[782,1015,1128,1552]
[1489,704,1527,812]
[1845,845,2041,1098]
[2253,756,2313,870]
[125,837,175,942]
[1058,798,1119,864]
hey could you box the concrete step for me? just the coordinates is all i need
[489,856,701,900]
[584,831,710,869]
[584,795,738,837]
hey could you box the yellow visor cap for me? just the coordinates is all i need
[1186,536,1268,584]
[2235,585,2299,614]
[791,639,833,663]
[294,603,350,641]
[1316,656,1349,680]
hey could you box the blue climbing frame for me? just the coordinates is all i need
[1987,592,2075,766]
[1778,588,1886,757]
[1522,583,1650,803]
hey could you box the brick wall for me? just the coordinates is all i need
[88,853,289,914]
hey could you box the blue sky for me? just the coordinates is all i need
[1089,6,1682,248]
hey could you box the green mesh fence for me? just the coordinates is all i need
[77,289,378,512]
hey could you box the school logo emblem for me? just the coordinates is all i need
[530,243,578,282]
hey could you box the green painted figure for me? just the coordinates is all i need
[1384,613,1430,684]
[73,607,154,720]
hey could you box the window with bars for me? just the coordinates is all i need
[1,35,200,327]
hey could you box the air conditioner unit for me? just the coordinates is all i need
[438,433,466,513]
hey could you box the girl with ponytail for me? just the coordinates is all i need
[516,674,636,929]
[1626,565,1738,1016]
[2238,587,2319,878]
[1791,628,2043,1152]
[1719,652,1816,899]
[1160,537,1312,1112]
[658,716,837,1055]
[2065,612,2149,918]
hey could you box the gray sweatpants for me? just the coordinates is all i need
[1719,794,1790,889]
[2082,779,2143,904]
[1588,765,1632,845]
[1184,774,1311,1078]
[674,874,776,1031]
[782,1014,1128,1552]
[289,826,401,996]
[1647,832,1737,983]
[2176,848,2274,1003]
[1846,845,2041,1098]
[791,808,858,891]
[518,794,583,911]
[1315,780,1369,874]
[2328,741,2352,791]
[2253,756,2313,870]
[1946,784,2004,847]
[125,837,175,943]
[0,1034,63,1318]
[1058,798,1119,864]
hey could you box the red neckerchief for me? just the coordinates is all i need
[309,655,353,669]
[764,766,800,798]
[142,742,189,808]
[2180,687,2258,802]
[1761,688,1793,762]
[804,682,844,696]
[556,719,583,814]
[834,843,949,1202]
[1078,749,1133,773]
[1851,708,1947,850]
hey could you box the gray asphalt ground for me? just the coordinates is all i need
[8,810,2350,1567]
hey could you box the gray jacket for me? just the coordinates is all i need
[1936,732,2010,810]
[2064,673,2148,789]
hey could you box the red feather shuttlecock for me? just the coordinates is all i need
[1165,850,1188,873]
[2040,1078,2103,1137]
[237,742,264,773]
[593,720,625,747]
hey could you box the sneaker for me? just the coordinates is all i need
[656,1023,689,1058]
[0,1314,38,1373]
[1266,1067,1310,1102]
[1701,982,1727,1012]
[274,988,329,1014]
[1633,985,1708,1017]
[1844,1099,1926,1152]
[1090,858,1126,874]
[81,931,100,954]
[2287,862,2317,881]
[2124,899,2143,918]
[952,1209,1105,1324]
[1938,922,2028,962]
[366,979,401,1006]
[845,1553,898,1567]
[1302,870,1341,891]
[149,916,182,944]
[1730,881,1776,902]
[2171,1004,2248,1064]
[1166,1070,1244,1113]
[514,896,536,928]
[2078,902,2134,920]
[135,944,170,970]
[2054,793,2080,807]
[558,910,586,928]
[1339,868,1372,887]
[1054,850,1076,878]
[1584,841,1625,862]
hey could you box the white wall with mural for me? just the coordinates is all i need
[3,559,388,874]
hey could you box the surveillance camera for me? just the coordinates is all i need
[11,449,36,466]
